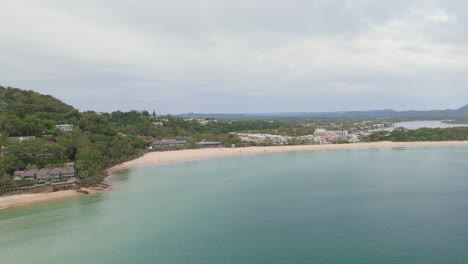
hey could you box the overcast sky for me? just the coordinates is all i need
[2,0,468,114]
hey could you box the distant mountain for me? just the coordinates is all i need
[457,104,468,112]
[180,112,251,119]
[178,105,468,120]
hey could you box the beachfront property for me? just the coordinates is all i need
[55,124,73,132]
[347,134,360,143]
[154,139,189,149]
[314,129,360,142]
[314,129,361,142]
[13,162,76,183]
[196,141,222,148]
[295,135,320,144]
[237,131,360,145]
[238,133,322,145]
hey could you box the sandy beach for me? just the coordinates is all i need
[2,141,468,210]
[108,141,468,173]
[0,190,82,210]
[0,187,102,210]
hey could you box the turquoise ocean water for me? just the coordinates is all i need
[1,146,468,264]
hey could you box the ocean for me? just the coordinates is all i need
[1,146,468,264]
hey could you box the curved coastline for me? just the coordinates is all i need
[107,141,468,173]
[2,141,468,209]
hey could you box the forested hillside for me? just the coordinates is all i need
[0,86,147,189]
[0,86,289,192]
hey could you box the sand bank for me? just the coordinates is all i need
[108,141,468,173]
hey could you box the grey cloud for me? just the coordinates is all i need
[1,0,467,113]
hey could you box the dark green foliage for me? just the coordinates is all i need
[0,86,74,137]
[364,127,468,142]
[0,86,145,188]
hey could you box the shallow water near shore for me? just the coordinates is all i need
[1,146,468,264]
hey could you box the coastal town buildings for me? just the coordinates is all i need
[236,130,360,145]
[313,129,348,137]
[237,133,290,145]
[313,129,361,142]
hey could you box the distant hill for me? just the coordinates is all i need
[178,105,468,120]
[0,86,74,114]
[0,86,78,137]
[457,104,468,112]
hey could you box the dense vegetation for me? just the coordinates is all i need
[364,127,468,142]
[0,86,292,192]
[0,86,148,190]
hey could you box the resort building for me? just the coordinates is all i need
[14,162,76,183]
[196,141,222,148]
[153,139,189,149]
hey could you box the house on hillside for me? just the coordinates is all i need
[56,124,73,132]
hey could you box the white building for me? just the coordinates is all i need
[237,133,289,145]
[347,134,360,143]
[314,129,348,137]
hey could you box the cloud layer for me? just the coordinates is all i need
[2,0,468,113]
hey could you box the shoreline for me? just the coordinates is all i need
[107,141,468,173]
[2,141,468,210]
[0,190,82,210]
[0,187,103,210]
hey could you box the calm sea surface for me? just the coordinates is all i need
[1,147,468,264]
